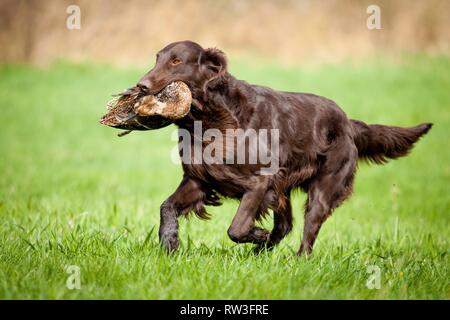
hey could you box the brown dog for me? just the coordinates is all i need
[136,40,432,255]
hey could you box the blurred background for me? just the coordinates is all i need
[1,0,449,65]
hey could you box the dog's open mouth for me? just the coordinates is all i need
[99,81,192,136]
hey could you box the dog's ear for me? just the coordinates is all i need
[199,48,227,79]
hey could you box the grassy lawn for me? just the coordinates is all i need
[0,56,449,299]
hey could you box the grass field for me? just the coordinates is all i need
[0,55,449,299]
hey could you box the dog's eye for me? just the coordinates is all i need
[171,58,182,66]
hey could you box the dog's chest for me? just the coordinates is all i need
[183,161,261,197]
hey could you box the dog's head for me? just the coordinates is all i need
[137,41,227,101]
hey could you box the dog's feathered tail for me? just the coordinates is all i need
[351,120,432,164]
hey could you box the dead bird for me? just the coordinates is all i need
[100,81,192,136]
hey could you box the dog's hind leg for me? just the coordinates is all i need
[253,199,293,252]
[298,142,357,256]
[252,190,294,252]
[267,195,293,248]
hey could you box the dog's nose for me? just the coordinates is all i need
[137,79,151,91]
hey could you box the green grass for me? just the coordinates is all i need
[0,55,449,299]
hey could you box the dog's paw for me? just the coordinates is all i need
[251,227,271,243]
[160,233,180,252]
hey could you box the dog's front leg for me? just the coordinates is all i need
[159,177,205,251]
[227,178,270,244]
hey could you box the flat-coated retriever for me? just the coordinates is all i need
[136,40,432,255]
